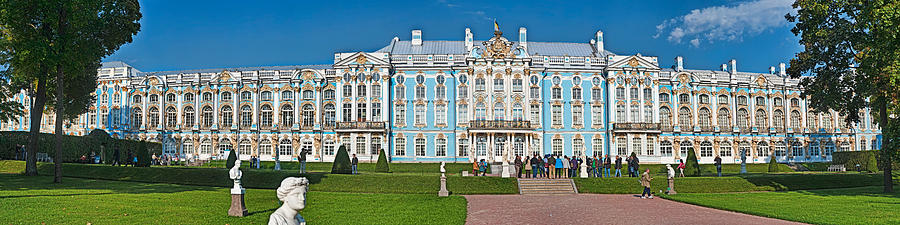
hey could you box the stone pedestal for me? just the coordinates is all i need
[501,162,511,178]
[228,188,248,217]
[740,162,747,174]
[438,174,449,197]
[667,178,677,195]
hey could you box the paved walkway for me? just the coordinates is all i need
[464,194,805,225]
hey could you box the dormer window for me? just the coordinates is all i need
[240,91,251,101]
[261,91,273,101]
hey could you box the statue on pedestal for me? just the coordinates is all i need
[439,162,449,196]
[269,177,309,225]
[740,149,747,174]
[228,160,248,217]
[579,153,589,178]
[666,164,677,195]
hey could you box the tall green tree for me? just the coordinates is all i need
[0,0,141,179]
[0,79,24,123]
[786,0,900,193]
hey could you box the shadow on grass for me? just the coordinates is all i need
[248,207,278,216]
[0,173,218,196]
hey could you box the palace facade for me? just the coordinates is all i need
[1,27,883,164]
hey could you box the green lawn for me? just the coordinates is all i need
[0,173,467,224]
[663,186,900,225]
[575,173,884,194]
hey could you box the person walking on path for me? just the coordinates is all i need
[640,169,653,199]
[548,155,557,179]
[515,155,523,178]
[351,154,359,175]
[714,155,722,177]
[677,160,686,177]
[473,160,480,176]
[614,155,623,177]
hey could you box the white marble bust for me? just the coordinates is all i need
[269,177,309,225]
[229,160,243,192]
[666,164,675,179]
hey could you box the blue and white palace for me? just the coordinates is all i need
[1,26,883,164]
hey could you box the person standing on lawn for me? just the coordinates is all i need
[586,155,594,178]
[554,155,564,179]
[515,155,523,178]
[614,155,623,177]
[677,159,686,177]
[570,156,579,178]
[604,154,612,178]
[640,169,653,199]
[351,154,359,175]
[299,149,307,174]
[714,155,722,177]
[633,154,640,177]
[625,155,633,177]
[530,154,540,178]
[561,156,570,178]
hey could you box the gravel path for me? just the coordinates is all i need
[464,194,805,225]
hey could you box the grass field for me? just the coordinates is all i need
[574,173,883,194]
[662,186,900,225]
[0,173,467,224]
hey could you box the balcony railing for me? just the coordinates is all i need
[613,123,660,130]
[660,125,674,132]
[774,127,785,133]
[719,125,732,132]
[469,120,532,130]
[738,126,752,133]
[336,121,386,130]
[700,126,715,132]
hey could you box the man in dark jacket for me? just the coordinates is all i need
[625,156,633,177]
[604,154,612,178]
[547,155,557,179]
[714,155,722,177]
[351,154,359,175]
[633,155,641,177]
[530,154,541,178]
[615,155,623,177]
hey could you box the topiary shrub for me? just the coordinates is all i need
[866,152,878,173]
[331,145,352,174]
[136,141,152,167]
[685,148,701,176]
[768,156,779,173]
[225,149,238,169]
[375,149,391,173]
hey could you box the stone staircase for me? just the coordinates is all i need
[517,179,578,195]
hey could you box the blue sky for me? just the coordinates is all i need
[106,0,801,73]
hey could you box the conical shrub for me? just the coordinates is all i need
[685,148,701,176]
[375,149,391,173]
[331,145,352,174]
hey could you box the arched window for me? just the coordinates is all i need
[240,91,251,101]
[790,110,801,128]
[810,141,821,156]
[659,93,670,102]
[166,107,177,128]
[775,141,787,156]
[737,96,748,105]
[239,140,251,156]
[755,109,767,128]
[202,106,213,128]
[679,141,693,158]
[166,93,175,102]
[303,104,316,127]
[148,107,159,129]
[218,139,232,157]
[719,141,732,157]
[324,104,335,127]
[718,95,728,104]
[773,110,784,128]
[756,96,766,106]
[678,107,692,126]
[221,92,232,102]
[283,90,294,100]
[718,108,730,127]
[699,94,709,104]
[739,141,752,157]
[757,141,769,157]
[792,142,804,157]
[698,108,711,127]
[183,106,194,127]
[131,108,142,129]
[200,93,210,102]
[700,141,713,157]
[512,103,523,121]
[660,107,672,125]
[221,106,233,127]
[184,93,194,102]
[259,139,272,156]
[240,105,252,127]
[493,103,505,120]
[278,139,292,156]
[822,112,833,130]
[283,105,295,127]
[475,103,486,120]
[133,95,142,104]
[260,105,273,128]
[808,112,818,130]
[660,141,673,156]
[200,139,212,155]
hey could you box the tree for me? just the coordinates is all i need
[136,141,150,167]
[785,0,899,193]
[375,149,391,173]
[684,148,700,177]
[331,145,352,174]
[225,149,238,169]
[0,80,24,124]
[768,156,779,173]
[0,0,141,180]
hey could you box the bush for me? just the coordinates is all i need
[0,131,161,163]
[331,145,352,174]
[136,141,151,167]
[768,156,779,173]
[375,149,391,173]
[225,149,237,169]
[685,148,700,176]
[866,152,878,172]
[833,150,882,172]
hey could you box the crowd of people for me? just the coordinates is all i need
[497,153,648,179]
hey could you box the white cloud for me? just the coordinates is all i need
[654,0,796,47]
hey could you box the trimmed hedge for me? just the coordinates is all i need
[575,173,883,194]
[0,131,161,163]
[375,149,390,173]
[685,148,701,176]
[768,155,779,172]
[331,145,352,174]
